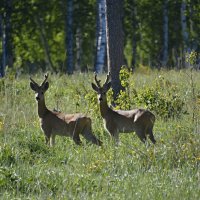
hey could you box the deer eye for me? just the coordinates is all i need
[41,92,44,95]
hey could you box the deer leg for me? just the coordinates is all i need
[43,126,52,146]
[71,119,82,145]
[135,128,146,143]
[45,136,50,145]
[112,131,120,145]
[106,126,119,145]
[50,135,56,147]
[147,128,156,144]
[73,134,82,145]
[139,134,147,143]
[44,133,51,146]
[81,121,102,146]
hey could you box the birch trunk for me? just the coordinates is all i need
[95,0,106,73]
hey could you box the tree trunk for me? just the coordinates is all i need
[35,16,54,71]
[188,1,195,50]
[4,0,13,69]
[105,0,125,99]
[181,0,190,67]
[75,27,82,71]
[95,0,106,74]
[131,0,137,70]
[66,0,74,74]
[0,15,5,77]
[161,0,168,67]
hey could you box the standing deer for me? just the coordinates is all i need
[30,74,102,146]
[91,72,156,144]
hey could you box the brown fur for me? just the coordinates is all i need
[30,74,102,146]
[92,73,156,144]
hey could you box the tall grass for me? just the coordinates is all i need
[0,70,200,199]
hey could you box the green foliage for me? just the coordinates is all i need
[1,0,200,72]
[135,75,186,119]
[119,66,131,88]
[186,50,198,66]
[0,167,21,189]
[0,78,5,93]
[85,89,99,117]
[0,144,16,166]
[115,66,134,110]
[115,67,186,119]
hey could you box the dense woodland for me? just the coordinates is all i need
[0,0,200,77]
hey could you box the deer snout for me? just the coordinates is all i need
[36,95,40,101]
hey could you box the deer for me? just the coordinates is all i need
[91,72,156,145]
[30,74,102,147]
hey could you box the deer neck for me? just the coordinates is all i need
[100,99,111,118]
[37,99,48,118]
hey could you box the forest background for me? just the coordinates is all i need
[0,0,200,76]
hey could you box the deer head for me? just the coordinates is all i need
[91,72,111,102]
[30,74,49,101]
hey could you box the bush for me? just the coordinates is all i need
[115,68,186,119]
[135,75,186,119]
[115,66,135,110]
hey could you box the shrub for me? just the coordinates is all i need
[115,67,186,119]
[135,75,186,119]
[115,66,135,110]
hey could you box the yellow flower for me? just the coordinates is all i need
[196,157,200,161]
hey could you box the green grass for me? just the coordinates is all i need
[0,70,200,199]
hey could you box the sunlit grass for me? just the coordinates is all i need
[0,70,200,199]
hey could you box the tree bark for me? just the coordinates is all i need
[95,0,106,74]
[4,0,13,69]
[161,0,168,67]
[0,15,5,77]
[181,0,190,67]
[131,0,138,70]
[105,0,125,99]
[66,0,74,74]
[75,26,82,71]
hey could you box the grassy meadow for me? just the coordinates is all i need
[0,69,200,199]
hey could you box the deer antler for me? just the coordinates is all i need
[41,73,49,86]
[94,72,101,88]
[103,72,111,87]
[30,77,39,86]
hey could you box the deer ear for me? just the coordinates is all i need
[105,82,111,91]
[44,82,49,91]
[30,82,38,91]
[91,83,98,92]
